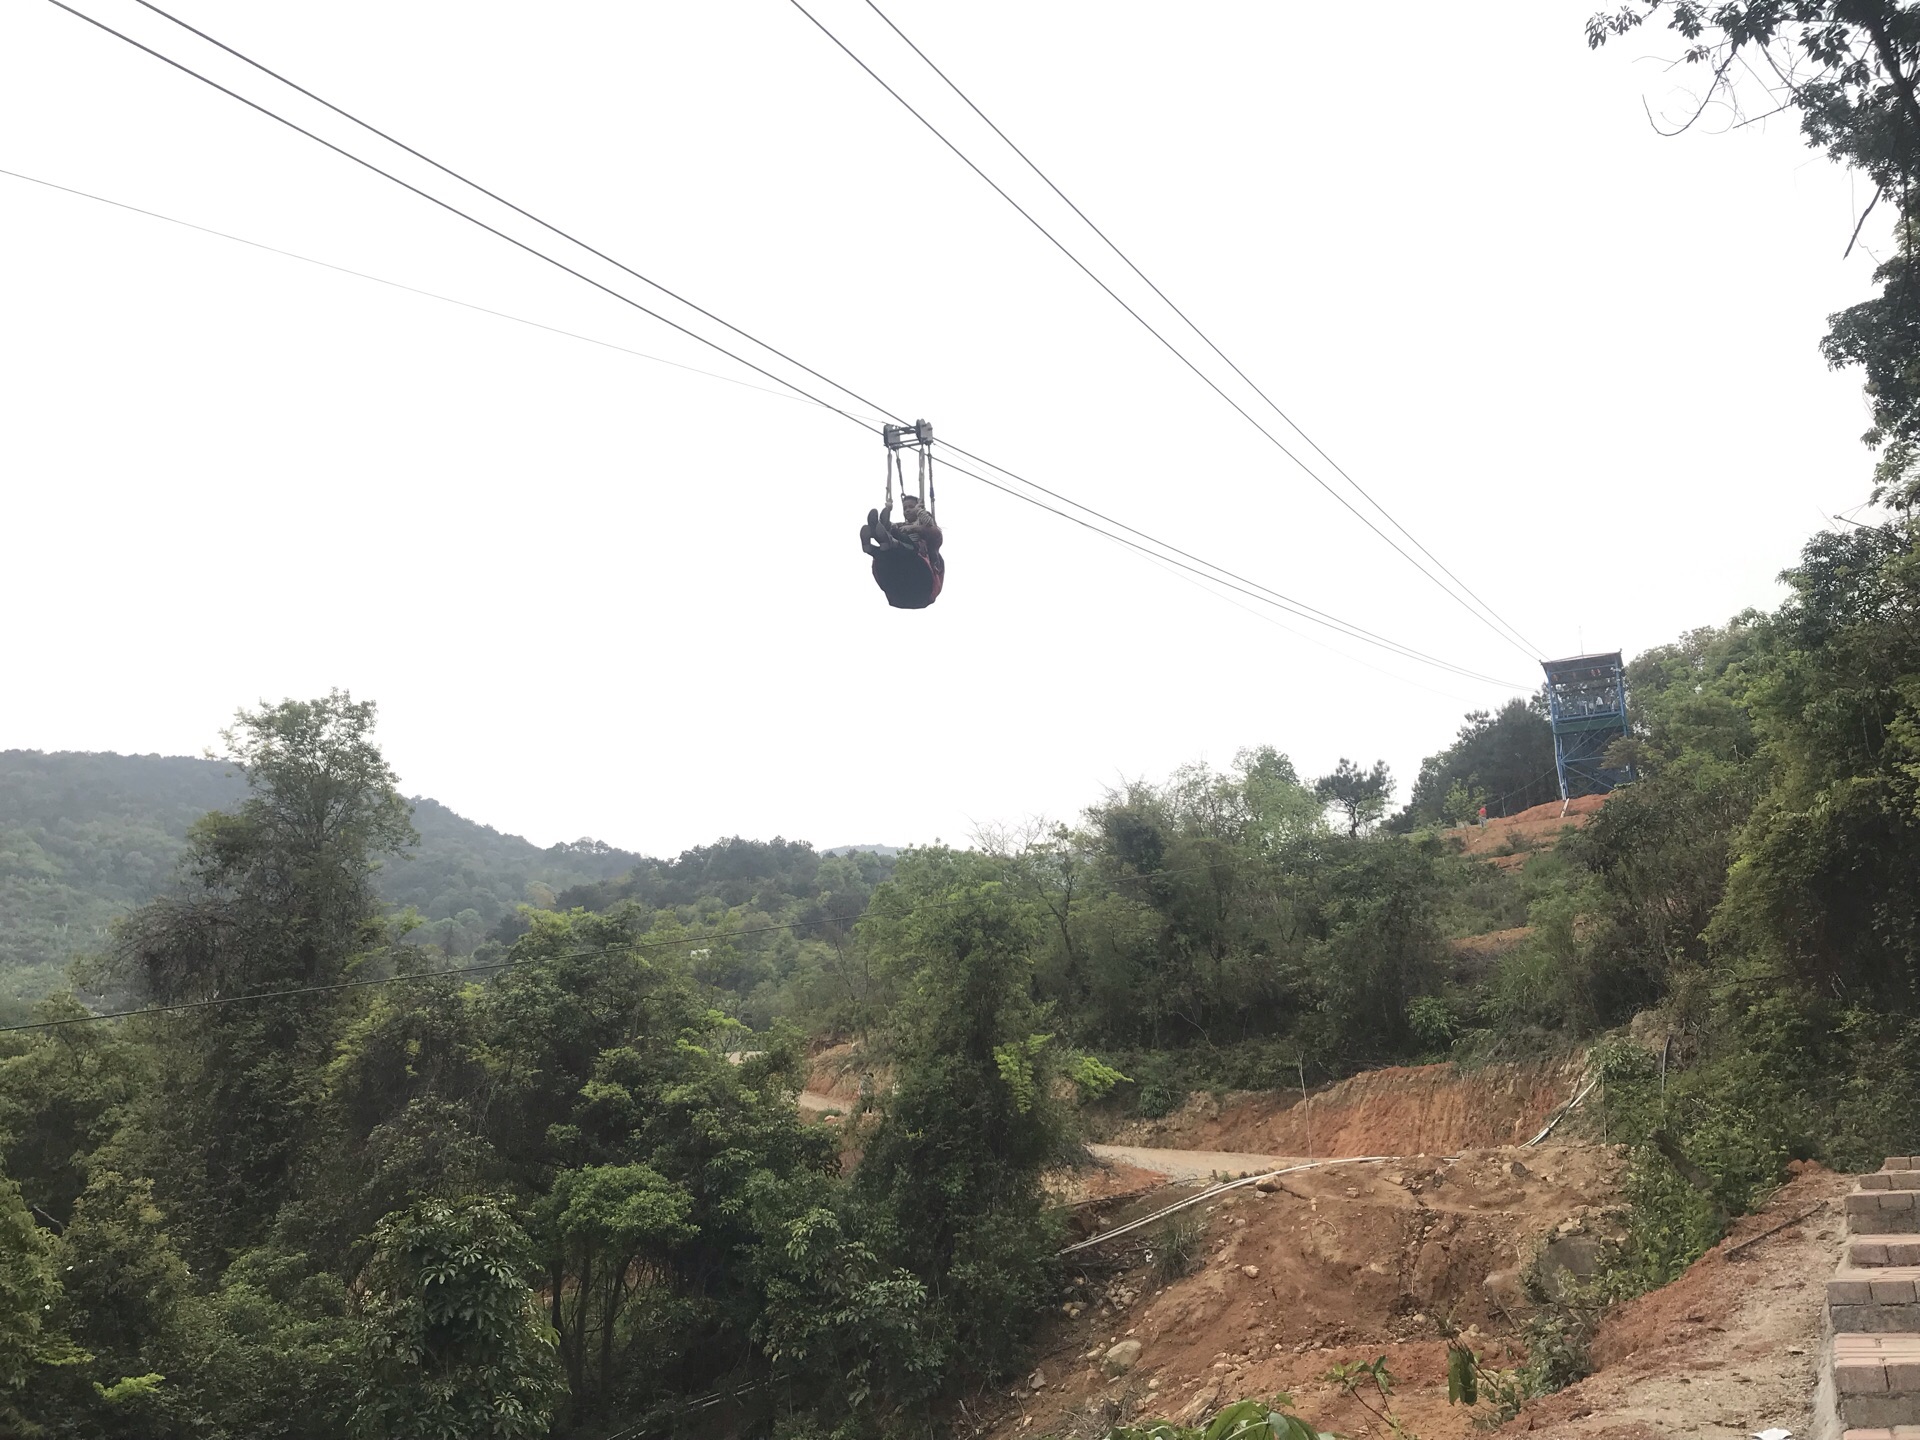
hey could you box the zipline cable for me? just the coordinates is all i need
[7,152,1472,689]
[124,0,1537,673]
[855,0,1546,662]
[931,451,1524,686]
[784,0,1545,666]
[39,0,879,432]
[40,0,1525,688]
[7,159,1508,693]
[123,0,902,427]
[935,439,1526,686]
[0,165,874,418]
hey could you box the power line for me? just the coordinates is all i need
[0,166,865,416]
[42,0,1523,689]
[786,0,1543,665]
[858,0,1544,664]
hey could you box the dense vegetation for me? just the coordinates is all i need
[8,484,1920,1435]
[11,512,1919,1432]
[10,5,1920,1434]
[0,752,646,1018]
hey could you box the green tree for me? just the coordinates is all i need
[853,850,1073,1398]
[1397,695,1558,828]
[1309,835,1449,1061]
[117,692,416,1259]
[0,998,142,1227]
[0,1165,83,1431]
[1314,758,1394,837]
[535,1164,693,1403]
[351,1196,562,1440]
[1710,513,1920,1005]
[1588,3,1920,490]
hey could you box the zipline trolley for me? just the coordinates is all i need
[862,418,944,610]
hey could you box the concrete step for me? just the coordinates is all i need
[1835,1334,1920,1429]
[1849,1190,1920,1235]
[1842,1428,1920,1438]
[1832,1269,1920,1331]
[1861,1174,1920,1192]
[1853,1242,1920,1267]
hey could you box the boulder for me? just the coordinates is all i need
[1102,1340,1143,1376]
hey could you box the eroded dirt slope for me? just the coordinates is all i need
[1441,793,1606,872]
[1505,1163,1849,1440]
[998,1157,1847,1440]
[992,1143,1621,1440]
[1102,1057,1586,1159]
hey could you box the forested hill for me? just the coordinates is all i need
[0,750,644,1007]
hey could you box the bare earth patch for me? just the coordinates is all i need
[1503,1163,1850,1439]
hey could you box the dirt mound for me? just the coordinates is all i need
[982,1143,1621,1440]
[1105,1057,1586,1159]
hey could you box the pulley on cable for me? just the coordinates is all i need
[859,418,944,609]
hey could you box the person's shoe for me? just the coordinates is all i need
[868,508,880,530]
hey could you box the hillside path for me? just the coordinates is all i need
[801,1089,1309,1178]
[1086,1141,1309,1180]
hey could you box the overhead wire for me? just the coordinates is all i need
[0,160,1508,685]
[930,451,1523,686]
[1126,545,1488,706]
[122,0,901,428]
[857,0,1545,664]
[40,0,878,431]
[39,0,1525,688]
[0,165,872,417]
[935,440,1526,686]
[5,153,1506,690]
[785,0,1545,665]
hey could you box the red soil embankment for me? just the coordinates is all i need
[1107,1055,1586,1158]
[1444,793,1608,870]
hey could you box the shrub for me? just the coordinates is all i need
[1150,1211,1205,1284]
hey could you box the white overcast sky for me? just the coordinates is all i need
[0,0,1893,854]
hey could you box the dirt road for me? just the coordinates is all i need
[798,1099,1316,1181]
[1086,1142,1309,1181]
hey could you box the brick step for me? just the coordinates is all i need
[1861,1174,1920,1192]
[1854,1242,1920,1267]
[1849,1190,1920,1235]
[1842,1428,1920,1438]
[1889,1158,1920,1172]
[1831,1269,1920,1331]
[1836,1334,1920,1429]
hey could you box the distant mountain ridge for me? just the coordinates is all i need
[0,750,643,1010]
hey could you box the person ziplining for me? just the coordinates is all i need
[862,420,944,609]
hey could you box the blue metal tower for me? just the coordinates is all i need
[1541,651,1633,807]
